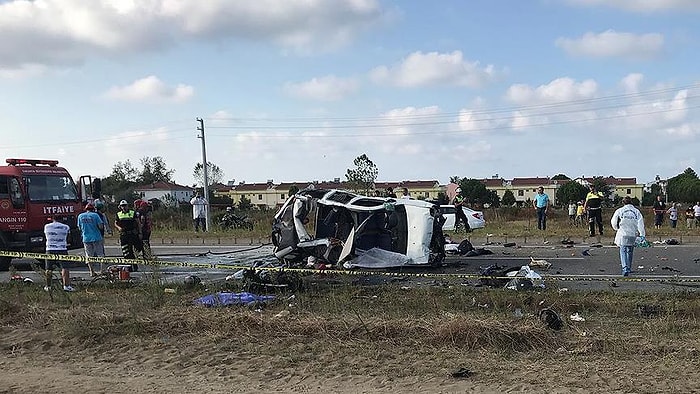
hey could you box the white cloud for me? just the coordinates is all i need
[457,109,501,133]
[380,106,441,136]
[0,0,385,74]
[555,30,664,59]
[566,0,700,13]
[103,76,194,103]
[620,73,644,93]
[284,75,359,101]
[664,123,698,138]
[369,50,497,88]
[505,77,598,105]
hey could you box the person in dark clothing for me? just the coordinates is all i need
[652,195,666,229]
[452,187,471,233]
[114,199,142,270]
[584,186,604,237]
[135,200,154,260]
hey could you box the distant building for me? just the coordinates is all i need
[475,175,643,205]
[134,181,195,206]
[213,179,443,209]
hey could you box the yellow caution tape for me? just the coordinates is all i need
[2,249,699,283]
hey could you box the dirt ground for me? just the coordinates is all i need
[2,324,700,394]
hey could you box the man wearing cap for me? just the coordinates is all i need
[451,187,471,233]
[78,203,104,276]
[43,216,75,292]
[114,200,142,269]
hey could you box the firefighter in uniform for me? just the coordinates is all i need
[584,185,604,237]
[114,199,143,270]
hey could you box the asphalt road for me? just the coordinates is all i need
[2,241,699,292]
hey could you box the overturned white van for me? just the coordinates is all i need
[271,189,446,268]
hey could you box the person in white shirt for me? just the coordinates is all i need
[610,196,646,277]
[694,202,700,227]
[43,217,75,292]
[666,203,678,229]
[190,192,208,232]
[400,188,411,199]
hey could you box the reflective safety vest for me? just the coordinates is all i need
[586,192,602,209]
[116,209,138,232]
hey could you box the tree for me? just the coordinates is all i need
[449,176,462,184]
[345,154,378,194]
[237,195,253,211]
[193,162,224,188]
[501,190,516,207]
[642,184,663,206]
[593,176,612,206]
[551,174,570,181]
[435,192,450,205]
[668,167,700,203]
[457,178,499,207]
[101,160,140,202]
[139,156,175,184]
[288,184,300,196]
[556,181,588,205]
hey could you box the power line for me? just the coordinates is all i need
[3,84,698,150]
[206,83,700,122]
[206,104,700,138]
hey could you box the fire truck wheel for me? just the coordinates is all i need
[0,257,11,271]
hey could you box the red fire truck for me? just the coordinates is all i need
[0,158,97,270]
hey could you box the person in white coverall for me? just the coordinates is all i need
[610,196,646,277]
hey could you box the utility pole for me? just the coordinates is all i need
[197,118,210,231]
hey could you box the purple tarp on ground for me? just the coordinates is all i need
[193,292,276,307]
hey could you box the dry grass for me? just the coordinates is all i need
[3,279,700,360]
[4,277,700,393]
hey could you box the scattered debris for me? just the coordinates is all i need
[637,304,661,318]
[505,265,545,291]
[513,308,524,318]
[569,313,586,322]
[10,275,33,284]
[662,266,682,273]
[561,238,575,245]
[529,257,552,269]
[503,242,516,247]
[183,275,201,288]
[558,287,569,294]
[478,264,519,288]
[664,239,680,245]
[539,308,563,330]
[582,250,591,256]
[274,310,290,318]
[451,367,474,379]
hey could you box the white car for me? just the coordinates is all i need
[271,189,446,268]
[439,205,486,231]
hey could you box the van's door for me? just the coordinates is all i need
[78,175,93,204]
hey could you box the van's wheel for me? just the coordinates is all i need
[0,256,12,271]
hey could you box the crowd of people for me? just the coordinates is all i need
[40,188,700,291]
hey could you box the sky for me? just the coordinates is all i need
[1,0,699,188]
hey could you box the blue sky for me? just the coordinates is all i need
[1,0,699,187]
